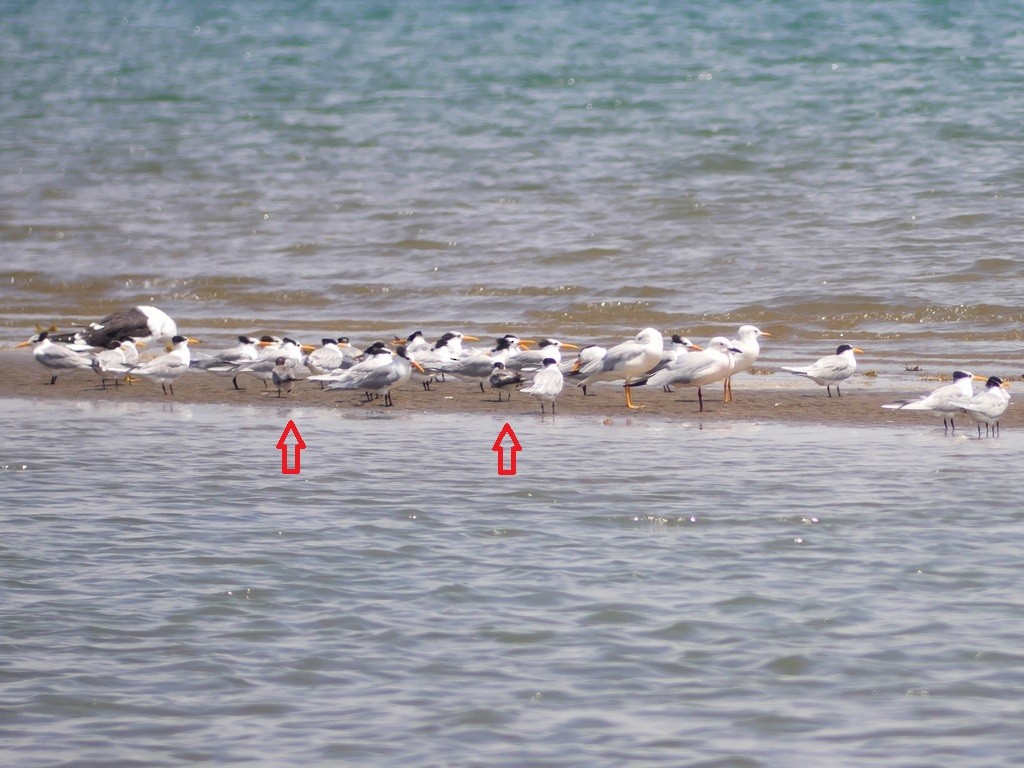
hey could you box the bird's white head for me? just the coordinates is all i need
[635,327,662,346]
[737,325,770,340]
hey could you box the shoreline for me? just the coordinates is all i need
[2,350,1016,431]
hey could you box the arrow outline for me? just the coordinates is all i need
[276,419,307,475]
[491,422,522,476]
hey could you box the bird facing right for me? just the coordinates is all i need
[574,327,663,409]
[781,344,864,397]
[960,375,1011,437]
[882,370,986,431]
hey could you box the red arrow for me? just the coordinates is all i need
[276,420,306,475]
[492,422,522,476]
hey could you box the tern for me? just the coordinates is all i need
[882,370,986,431]
[190,335,261,389]
[235,338,312,387]
[130,335,196,395]
[506,338,576,373]
[325,346,424,406]
[436,336,516,392]
[960,376,1010,437]
[409,331,480,389]
[305,338,346,375]
[90,338,139,389]
[781,344,864,397]
[17,331,93,384]
[521,358,564,414]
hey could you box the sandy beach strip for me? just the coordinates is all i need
[2,349,1017,431]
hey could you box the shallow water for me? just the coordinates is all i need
[4,2,1024,764]
[2,399,1023,766]
[3,1,1024,369]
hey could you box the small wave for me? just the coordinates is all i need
[527,302,677,331]
[942,257,1024,281]
[392,238,451,251]
[539,246,624,264]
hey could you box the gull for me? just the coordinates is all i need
[646,334,704,392]
[489,361,523,402]
[781,344,864,397]
[882,370,986,431]
[17,331,93,384]
[564,344,607,395]
[52,305,178,349]
[130,335,195,395]
[575,327,663,409]
[190,335,261,389]
[960,376,1010,437]
[521,358,564,414]
[724,325,770,402]
[630,337,741,412]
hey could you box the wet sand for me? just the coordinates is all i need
[2,349,1016,432]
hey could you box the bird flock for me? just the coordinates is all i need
[15,305,1012,435]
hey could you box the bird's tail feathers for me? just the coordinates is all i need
[882,399,922,410]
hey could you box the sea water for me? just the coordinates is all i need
[2,1,1024,368]
[2,400,1024,766]
[3,2,1024,765]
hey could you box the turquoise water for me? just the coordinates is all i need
[3,1,1024,364]
[4,3,1024,765]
